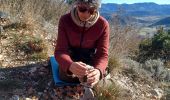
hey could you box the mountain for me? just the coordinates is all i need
[150,17,170,27]
[109,14,149,26]
[100,2,170,18]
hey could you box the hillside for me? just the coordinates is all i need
[0,0,170,100]
[100,2,170,19]
[0,12,169,100]
[150,16,170,26]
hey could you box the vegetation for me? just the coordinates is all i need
[109,12,140,58]
[138,28,170,63]
[108,56,121,73]
[0,0,170,99]
[0,0,69,62]
[94,83,120,100]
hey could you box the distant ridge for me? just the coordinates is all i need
[100,2,170,18]
[150,17,170,27]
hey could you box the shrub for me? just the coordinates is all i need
[0,0,68,48]
[10,32,48,60]
[29,52,48,61]
[138,28,170,62]
[143,59,170,82]
[109,13,140,58]
[0,0,68,25]
[121,59,155,83]
[94,82,120,100]
[108,56,121,73]
[18,37,44,54]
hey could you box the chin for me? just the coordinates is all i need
[81,18,89,21]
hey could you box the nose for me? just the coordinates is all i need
[82,11,91,17]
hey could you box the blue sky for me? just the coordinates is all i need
[102,0,170,4]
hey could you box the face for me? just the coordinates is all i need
[77,3,97,21]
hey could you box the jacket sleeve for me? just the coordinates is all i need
[54,16,73,74]
[93,21,110,78]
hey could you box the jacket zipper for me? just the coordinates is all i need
[80,22,86,48]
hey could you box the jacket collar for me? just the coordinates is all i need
[71,7,99,28]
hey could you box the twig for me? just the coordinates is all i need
[0,25,3,53]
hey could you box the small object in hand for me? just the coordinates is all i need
[86,65,94,70]
[83,75,87,82]
[79,64,94,87]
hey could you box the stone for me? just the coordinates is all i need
[150,88,163,99]
[10,95,19,100]
[0,55,3,60]
[80,87,94,100]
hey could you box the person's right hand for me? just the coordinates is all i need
[69,62,87,77]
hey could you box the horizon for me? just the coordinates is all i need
[102,0,170,4]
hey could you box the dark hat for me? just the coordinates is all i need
[76,0,102,8]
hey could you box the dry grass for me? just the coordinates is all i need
[94,82,120,100]
[9,30,48,60]
[0,0,69,61]
[109,14,141,59]
[0,0,68,24]
[0,0,69,46]
[0,0,144,99]
[108,56,121,73]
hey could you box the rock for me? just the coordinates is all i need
[0,11,10,26]
[10,95,19,100]
[29,67,37,73]
[0,54,3,60]
[38,92,43,96]
[0,11,9,19]
[151,95,157,99]
[0,25,4,35]
[165,70,170,82]
[80,87,94,100]
[146,92,152,98]
[158,70,167,81]
[150,88,163,99]
[25,98,32,100]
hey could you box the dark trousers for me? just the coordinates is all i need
[58,47,95,83]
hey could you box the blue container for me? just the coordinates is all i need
[50,56,79,86]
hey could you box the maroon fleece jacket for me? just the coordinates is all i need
[54,12,110,77]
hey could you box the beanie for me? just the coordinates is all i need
[76,0,102,8]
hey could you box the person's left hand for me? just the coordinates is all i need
[86,68,100,87]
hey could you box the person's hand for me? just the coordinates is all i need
[69,62,87,77]
[86,68,100,87]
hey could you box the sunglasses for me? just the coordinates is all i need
[78,5,97,14]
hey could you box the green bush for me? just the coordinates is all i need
[10,32,48,60]
[138,28,170,62]
[29,52,48,60]
[11,34,44,54]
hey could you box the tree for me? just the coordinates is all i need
[138,27,170,62]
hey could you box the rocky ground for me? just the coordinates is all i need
[0,61,86,100]
[0,60,169,100]
[0,12,170,100]
[0,15,86,100]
